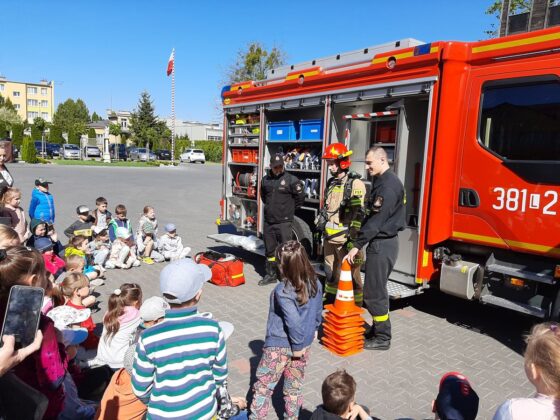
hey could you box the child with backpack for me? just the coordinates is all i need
[249,240,323,420]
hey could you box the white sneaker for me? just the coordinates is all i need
[89,278,105,287]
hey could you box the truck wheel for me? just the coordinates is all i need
[292,216,313,257]
[551,286,560,322]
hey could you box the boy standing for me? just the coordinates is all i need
[28,178,55,223]
[108,204,133,242]
[132,259,228,419]
[64,205,94,239]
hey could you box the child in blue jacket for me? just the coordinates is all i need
[29,178,55,223]
[249,240,323,420]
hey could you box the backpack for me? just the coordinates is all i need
[195,251,245,287]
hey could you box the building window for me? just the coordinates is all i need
[27,99,39,106]
[0,84,4,91]
[14,104,20,110]
[27,112,39,119]
[27,87,37,94]
[41,112,49,119]
[41,88,47,95]
[121,119,128,128]
[479,78,560,161]
[41,100,48,107]
[13,91,20,97]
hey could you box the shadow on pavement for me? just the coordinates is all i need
[397,289,535,355]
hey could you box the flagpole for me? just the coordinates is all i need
[171,49,176,164]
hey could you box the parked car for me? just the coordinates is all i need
[83,145,101,158]
[34,141,49,158]
[61,144,80,159]
[155,149,172,160]
[130,148,156,161]
[109,143,127,160]
[180,149,206,164]
[47,143,61,157]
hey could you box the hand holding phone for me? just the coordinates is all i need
[1,286,44,350]
[0,331,43,376]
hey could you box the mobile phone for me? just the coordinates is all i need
[0,286,44,349]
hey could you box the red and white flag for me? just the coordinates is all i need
[167,49,174,76]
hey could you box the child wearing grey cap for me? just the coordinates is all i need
[157,223,191,261]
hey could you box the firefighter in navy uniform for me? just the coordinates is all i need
[319,143,367,306]
[259,153,305,286]
[344,146,405,350]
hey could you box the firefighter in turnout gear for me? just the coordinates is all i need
[345,146,405,351]
[259,153,306,286]
[319,143,366,306]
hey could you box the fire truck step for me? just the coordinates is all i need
[480,295,547,318]
[359,272,422,300]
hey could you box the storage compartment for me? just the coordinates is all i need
[232,148,257,163]
[299,119,324,140]
[232,168,258,199]
[268,121,297,141]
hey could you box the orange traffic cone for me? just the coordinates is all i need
[322,259,365,357]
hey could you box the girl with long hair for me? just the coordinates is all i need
[249,240,323,420]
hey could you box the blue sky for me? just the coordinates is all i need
[1,0,495,123]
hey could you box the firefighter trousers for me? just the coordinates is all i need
[323,240,363,306]
[364,236,399,342]
[263,221,293,262]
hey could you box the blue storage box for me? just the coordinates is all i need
[299,119,323,140]
[268,121,297,141]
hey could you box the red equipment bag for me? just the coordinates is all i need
[195,250,245,287]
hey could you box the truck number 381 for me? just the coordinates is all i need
[492,187,558,215]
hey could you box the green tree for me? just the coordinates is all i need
[67,127,81,145]
[130,91,157,147]
[88,128,96,139]
[52,98,90,139]
[227,42,285,83]
[11,124,23,148]
[485,0,532,37]
[109,123,122,143]
[91,111,101,122]
[0,93,22,138]
[31,117,47,140]
[21,136,38,163]
[49,125,64,144]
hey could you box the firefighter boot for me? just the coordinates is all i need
[258,260,278,286]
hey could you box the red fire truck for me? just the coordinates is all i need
[212,27,560,320]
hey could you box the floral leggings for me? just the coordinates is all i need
[249,346,310,420]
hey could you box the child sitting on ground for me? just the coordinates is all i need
[64,235,105,282]
[91,196,112,234]
[64,205,94,240]
[310,370,372,420]
[493,322,560,420]
[56,256,97,307]
[96,296,170,420]
[87,228,111,267]
[35,236,66,278]
[135,205,164,264]
[158,223,191,261]
[0,187,30,242]
[52,272,99,357]
[90,284,143,369]
[106,227,141,269]
[108,204,132,242]
[26,218,64,255]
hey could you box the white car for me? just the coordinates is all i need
[180,149,205,163]
[62,144,81,159]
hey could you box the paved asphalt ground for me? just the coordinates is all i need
[11,162,536,419]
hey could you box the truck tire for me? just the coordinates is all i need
[292,216,313,257]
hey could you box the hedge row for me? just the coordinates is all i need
[173,140,223,162]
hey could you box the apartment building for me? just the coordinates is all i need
[165,118,222,141]
[0,77,54,123]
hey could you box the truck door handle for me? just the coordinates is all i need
[459,188,480,208]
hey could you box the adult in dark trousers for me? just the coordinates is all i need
[344,146,405,350]
[259,153,305,286]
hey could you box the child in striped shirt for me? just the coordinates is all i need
[131,259,228,420]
